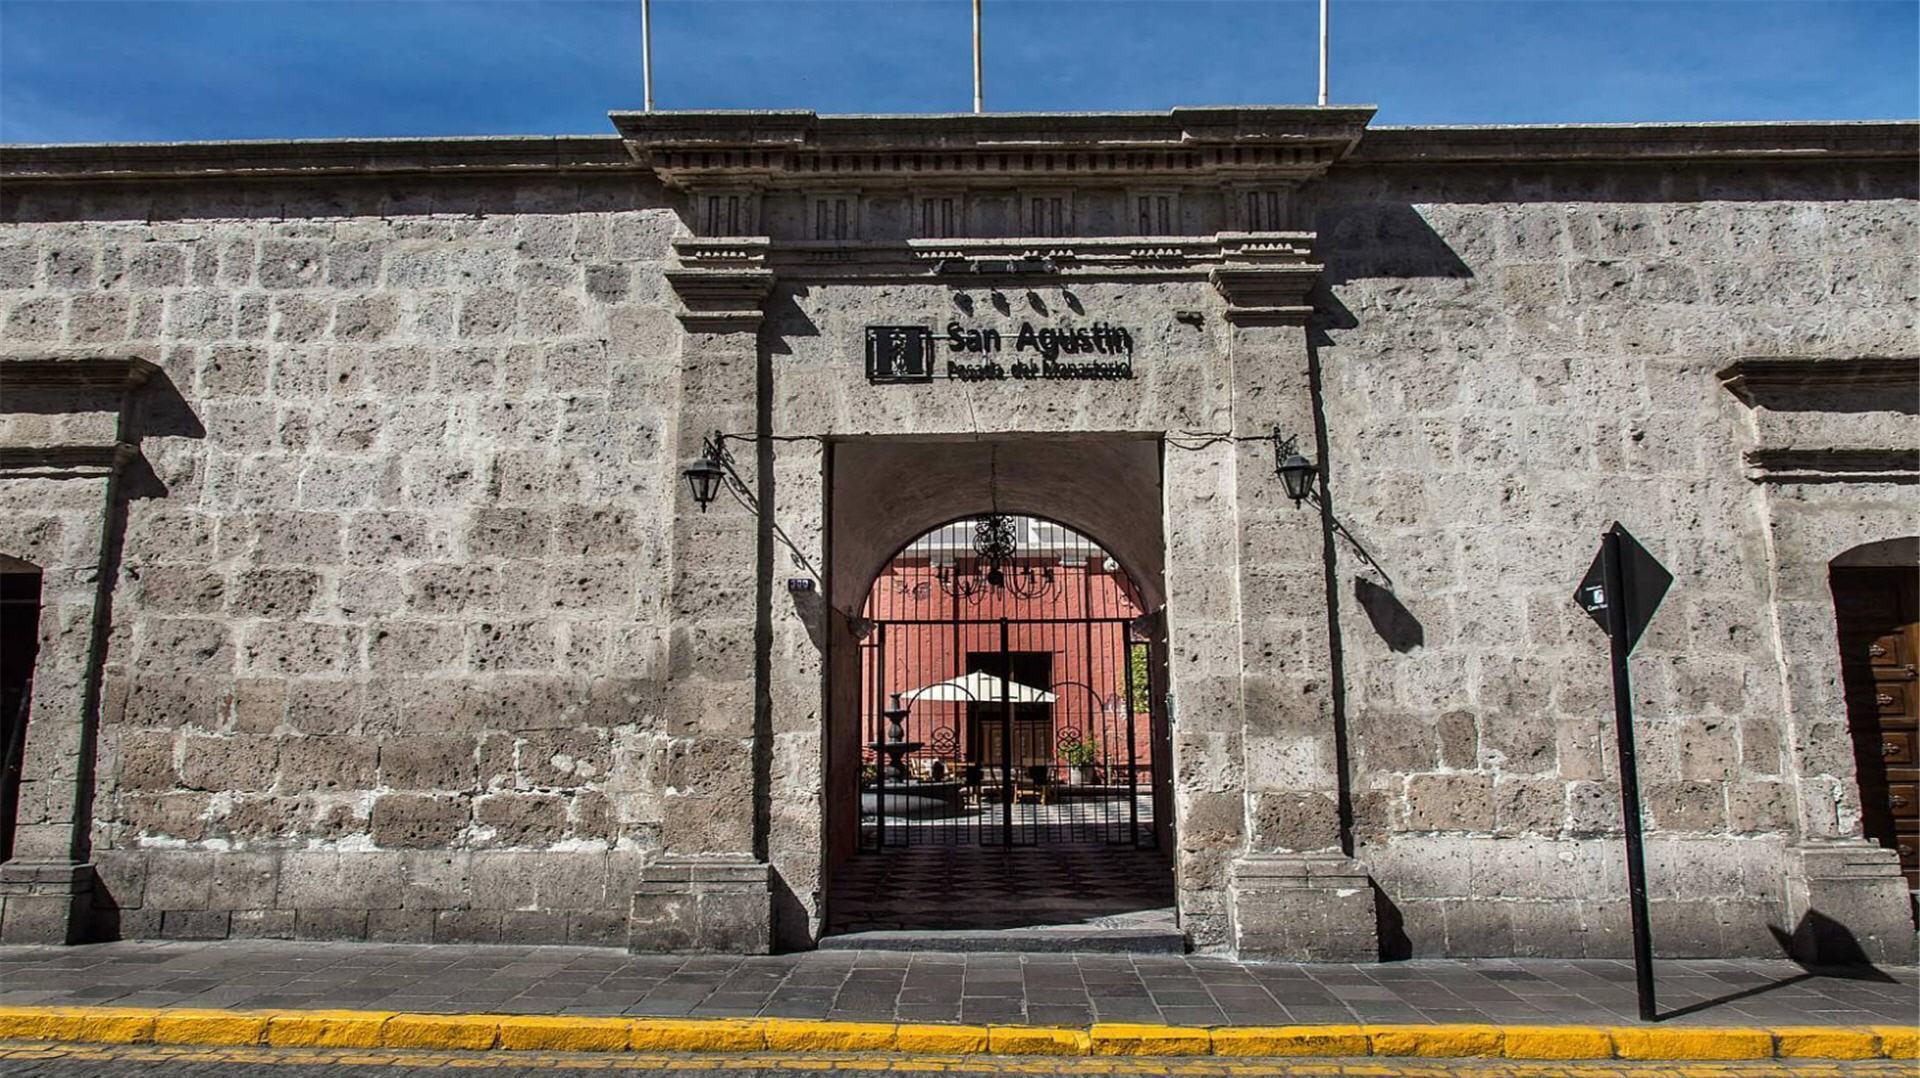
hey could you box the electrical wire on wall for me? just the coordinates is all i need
[697,424,1394,600]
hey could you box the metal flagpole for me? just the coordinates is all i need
[972,0,984,114]
[642,0,655,112]
[1317,0,1329,106]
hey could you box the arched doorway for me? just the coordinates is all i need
[826,513,1175,938]
[1830,538,1919,893]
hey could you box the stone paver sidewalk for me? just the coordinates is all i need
[0,941,1912,1029]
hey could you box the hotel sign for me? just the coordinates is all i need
[865,322,1137,385]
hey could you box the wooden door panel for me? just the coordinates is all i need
[1833,565,1920,891]
[1878,730,1916,767]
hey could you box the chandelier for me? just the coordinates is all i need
[919,513,1060,602]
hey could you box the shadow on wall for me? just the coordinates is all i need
[1768,910,1908,975]
[1354,578,1424,654]
[1373,882,1413,961]
[1315,203,1474,287]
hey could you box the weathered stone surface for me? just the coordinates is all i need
[1,115,1911,956]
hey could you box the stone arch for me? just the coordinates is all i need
[828,435,1166,617]
[1831,536,1919,569]
[822,435,1169,905]
[853,508,1155,621]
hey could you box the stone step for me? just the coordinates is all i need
[816,926,1187,954]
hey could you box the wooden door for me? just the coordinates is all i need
[1833,567,1919,891]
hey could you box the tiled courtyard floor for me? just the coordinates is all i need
[0,941,1913,1028]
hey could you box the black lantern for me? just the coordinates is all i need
[1274,431,1316,505]
[682,435,727,512]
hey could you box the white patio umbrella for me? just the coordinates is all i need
[902,671,1055,704]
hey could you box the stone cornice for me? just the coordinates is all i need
[613,108,1375,191]
[0,355,160,391]
[6,118,1910,185]
[0,443,135,479]
[1743,448,1919,484]
[0,136,633,182]
[1353,120,1919,165]
[1717,355,1918,407]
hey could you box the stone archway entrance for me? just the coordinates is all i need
[822,437,1177,944]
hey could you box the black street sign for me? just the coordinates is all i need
[1575,521,1672,1022]
[1574,523,1672,652]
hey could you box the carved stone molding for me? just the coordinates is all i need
[0,355,158,392]
[1718,356,1919,483]
[1742,447,1918,484]
[0,443,135,480]
[1209,233,1324,324]
[666,238,775,332]
[1716,355,1917,407]
[614,108,1375,193]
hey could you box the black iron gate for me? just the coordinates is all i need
[857,516,1166,850]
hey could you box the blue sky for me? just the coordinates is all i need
[1,1,1914,143]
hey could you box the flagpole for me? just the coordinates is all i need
[642,0,655,112]
[972,0,984,114]
[1317,0,1329,106]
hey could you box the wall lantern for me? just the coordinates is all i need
[1273,429,1317,505]
[682,433,728,512]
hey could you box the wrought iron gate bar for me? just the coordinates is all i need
[858,515,1163,852]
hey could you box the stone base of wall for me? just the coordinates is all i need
[0,861,93,944]
[1784,842,1916,966]
[1365,835,1812,958]
[84,847,648,946]
[1228,853,1379,961]
[628,855,771,954]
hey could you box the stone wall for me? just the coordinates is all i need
[1307,154,1917,956]
[2,120,1913,958]
[1,171,692,943]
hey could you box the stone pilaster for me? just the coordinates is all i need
[628,239,777,954]
[0,358,154,944]
[1782,842,1916,966]
[1210,237,1377,960]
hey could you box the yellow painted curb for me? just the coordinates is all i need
[497,1014,632,1052]
[0,1006,155,1045]
[1872,1025,1919,1060]
[1612,1026,1774,1060]
[263,1010,392,1049]
[1367,1023,1505,1057]
[380,1013,500,1051]
[151,1009,269,1046]
[895,1023,990,1054]
[1089,1022,1211,1056]
[1501,1025,1615,1060]
[762,1018,896,1052]
[0,1004,1910,1061]
[629,1017,765,1052]
[1774,1026,1880,1060]
[987,1024,1092,1055]
[1210,1025,1370,1057]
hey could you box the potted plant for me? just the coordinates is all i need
[1061,739,1100,785]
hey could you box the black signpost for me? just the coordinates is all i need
[1574,522,1672,1022]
